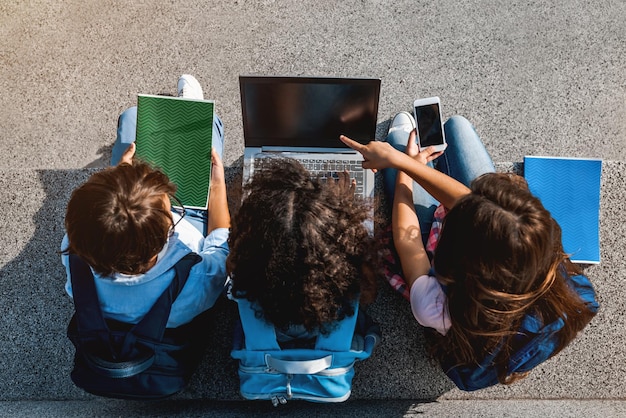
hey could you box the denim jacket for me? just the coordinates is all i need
[442,273,599,391]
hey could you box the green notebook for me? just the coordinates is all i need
[135,94,214,210]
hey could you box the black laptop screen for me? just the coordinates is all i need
[240,76,380,148]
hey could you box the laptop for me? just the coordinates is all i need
[240,76,381,198]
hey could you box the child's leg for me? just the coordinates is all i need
[111,106,137,166]
[435,116,495,187]
[382,117,439,243]
[184,114,225,236]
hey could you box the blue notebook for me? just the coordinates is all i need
[524,156,602,264]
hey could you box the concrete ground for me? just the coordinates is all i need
[1,0,625,416]
[3,400,626,418]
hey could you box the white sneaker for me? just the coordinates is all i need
[177,74,204,100]
[388,111,416,134]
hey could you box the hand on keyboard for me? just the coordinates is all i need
[301,159,364,196]
[324,171,356,197]
[255,156,367,197]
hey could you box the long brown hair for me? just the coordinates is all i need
[431,173,596,384]
[64,160,176,276]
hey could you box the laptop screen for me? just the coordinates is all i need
[240,76,380,148]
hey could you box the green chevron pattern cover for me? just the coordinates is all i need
[135,94,214,209]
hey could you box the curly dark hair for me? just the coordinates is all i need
[227,158,378,334]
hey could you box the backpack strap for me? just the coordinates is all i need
[315,301,359,352]
[131,253,202,341]
[265,353,333,374]
[236,298,281,351]
[69,254,109,338]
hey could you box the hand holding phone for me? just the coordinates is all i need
[413,97,447,153]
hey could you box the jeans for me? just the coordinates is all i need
[382,115,495,241]
[111,106,225,236]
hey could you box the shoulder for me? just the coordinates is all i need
[409,274,451,335]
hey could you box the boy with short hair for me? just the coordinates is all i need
[61,74,229,327]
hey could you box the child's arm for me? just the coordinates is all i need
[392,134,432,288]
[340,134,470,209]
[393,172,431,288]
[207,149,230,233]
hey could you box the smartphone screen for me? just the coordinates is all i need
[414,103,444,147]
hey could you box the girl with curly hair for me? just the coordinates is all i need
[227,158,379,344]
[340,113,598,391]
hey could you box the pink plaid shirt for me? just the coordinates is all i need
[381,204,447,300]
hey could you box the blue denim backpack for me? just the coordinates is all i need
[66,253,209,399]
[230,298,380,405]
[443,272,599,391]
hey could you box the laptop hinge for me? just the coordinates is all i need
[260,146,355,154]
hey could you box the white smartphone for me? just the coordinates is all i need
[413,96,447,152]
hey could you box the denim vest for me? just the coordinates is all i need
[442,272,599,391]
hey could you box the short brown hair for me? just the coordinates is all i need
[64,160,176,276]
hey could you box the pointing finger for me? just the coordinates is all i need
[339,135,365,152]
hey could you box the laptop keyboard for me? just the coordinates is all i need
[254,157,366,196]
[299,159,365,195]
